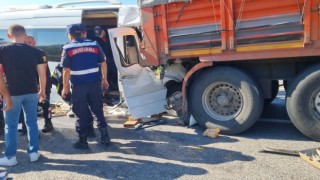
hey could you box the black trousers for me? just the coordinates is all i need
[40,93,51,121]
[107,60,118,91]
[0,104,4,129]
[72,82,107,135]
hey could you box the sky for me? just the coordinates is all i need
[1,0,137,10]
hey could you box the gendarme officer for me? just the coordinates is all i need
[60,24,110,149]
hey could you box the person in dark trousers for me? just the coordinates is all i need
[61,24,110,149]
[50,25,97,138]
[78,24,96,138]
[0,24,46,166]
[0,65,12,135]
[0,104,4,135]
[52,65,97,138]
[0,42,9,137]
[94,26,118,92]
[18,36,53,134]
[0,66,10,135]
[0,95,6,136]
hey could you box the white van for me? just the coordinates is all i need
[0,0,140,62]
[0,0,183,119]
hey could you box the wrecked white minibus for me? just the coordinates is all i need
[0,0,184,121]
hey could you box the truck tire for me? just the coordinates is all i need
[190,67,263,134]
[264,80,279,103]
[286,64,320,141]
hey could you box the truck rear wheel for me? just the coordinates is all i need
[286,64,320,141]
[190,67,263,134]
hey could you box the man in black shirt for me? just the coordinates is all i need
[0,24,46,166]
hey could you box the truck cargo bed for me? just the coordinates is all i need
[139,0,318,64]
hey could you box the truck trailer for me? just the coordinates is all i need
[0,0,318,141]
[108,0,320,141]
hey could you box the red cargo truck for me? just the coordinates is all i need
[108,0,320,141]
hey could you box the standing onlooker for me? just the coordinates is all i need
[0,67,7,135]
[19,36,54,134]
[25,35,53,133]
[0,103,4,135]
[0,40,8,136]
[61,24,110,149]
[78,24,96,138]
[0,62,11,177]
[50,24,96,138]
[0,24,46,166]
[0,67,12,111]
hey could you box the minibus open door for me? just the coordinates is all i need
[108,27,167,119]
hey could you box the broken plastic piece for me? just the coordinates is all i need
[203,128,220,139]
[299,147,320,169]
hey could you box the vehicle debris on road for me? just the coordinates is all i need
[261,147,320,170]
[203,128,220,139]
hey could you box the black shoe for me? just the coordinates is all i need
[73,135,89,149]
[19,119,27,135]
[99,128,111,145]
[18,128,27,136]
[42,120,54,133]
[86,125,96,138]
[0,120,4,136]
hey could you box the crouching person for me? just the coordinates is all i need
[60,24,110,149]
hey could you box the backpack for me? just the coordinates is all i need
[51,64,63,95]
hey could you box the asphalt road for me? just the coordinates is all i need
[1,66,319,180]
[0,92,319,180]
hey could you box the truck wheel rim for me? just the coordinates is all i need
[202,83,243,121]
[312,89,320,121]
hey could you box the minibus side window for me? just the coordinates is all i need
[0,30,9,41]
[33,29,68,62]
[0,29,33,43]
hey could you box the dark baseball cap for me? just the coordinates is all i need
[78,23,86,33]
[66,24,81,34]
[94,26,103,36]
[94,26,102,31]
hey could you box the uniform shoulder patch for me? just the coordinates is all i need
[42,56,47,63]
